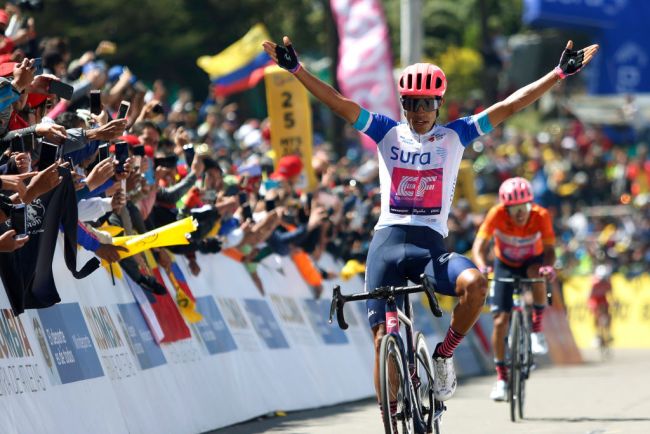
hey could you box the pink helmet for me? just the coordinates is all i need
[398,63,447,97]
[499,177,534,206]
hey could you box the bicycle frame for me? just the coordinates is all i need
[329,274,444,434]
[386,294,430,433]
[492,276,547,421]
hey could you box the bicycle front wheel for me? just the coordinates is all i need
[379,334,412,434]
[415,332,440,434]
[508,312,521,422]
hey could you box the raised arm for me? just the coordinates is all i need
[262,36,361,124]
[484,40,599,128]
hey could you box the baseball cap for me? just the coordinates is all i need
[0,62,16,77]
[270,155,303,181]
[118,134,141,146]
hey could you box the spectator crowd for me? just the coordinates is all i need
[0,4,647,319]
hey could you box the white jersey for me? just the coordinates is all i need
[353,108,492,237]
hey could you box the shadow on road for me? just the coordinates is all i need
[209,399,377,433]
[526,416,650,423]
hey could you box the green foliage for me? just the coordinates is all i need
[34,0,326,96]
[430,46,483,100]
[31,0,522,99]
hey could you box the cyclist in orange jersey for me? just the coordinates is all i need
[472,177,556,401]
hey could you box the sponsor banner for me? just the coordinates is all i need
[116,303,167,370]
[217,297,261,352]
[565,274,650,348]
[0,309,48,396]
[303,299,349,345]
[330,0,400,151]
[269,294,315,346]
[243,299,290,349]
[264,65,317,190]
[36,303,103,385]
[192,296,237,355]
[83,305,138,380]
[523,0,650,94]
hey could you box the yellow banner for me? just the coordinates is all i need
[112,217,198,260]
[264,65,316,190]
[564,273,650,348]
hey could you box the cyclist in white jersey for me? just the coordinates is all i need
[263,36,598,409]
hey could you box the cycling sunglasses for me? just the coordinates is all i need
[506,202,532,216]
[400,97,442,112]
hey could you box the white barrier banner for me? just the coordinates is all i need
[0,237,374,434]
[0,235,492,433]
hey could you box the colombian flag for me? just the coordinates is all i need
[197,24,273,97]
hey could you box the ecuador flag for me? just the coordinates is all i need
[197,24,273,97]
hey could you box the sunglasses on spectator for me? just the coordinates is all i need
[506,202,532,216]
[400,97,442,112]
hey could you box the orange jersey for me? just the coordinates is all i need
[476,203,555,267]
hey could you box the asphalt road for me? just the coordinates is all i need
[210,349,650,434]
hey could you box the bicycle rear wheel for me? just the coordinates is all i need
[508,312,521,422]
[379,334,413,434]
[415,332,440,434]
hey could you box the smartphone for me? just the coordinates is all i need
[241,203,253,221]
[23,133,35,154]
[132,145,145,157]
[265,198,276,212]
[114,141,129,173]
[38,141,59,168]
[327,207,335,217]
[117,101,130,119]
[10,204,27,238]
[89,90,102,115]
[152,103,164,114]
[306,192,313,210]
[182,144,195,166]
[97,143,109,162]
[10,135,24,153]
[144,160,155,185]
[238,191,247,206]
[48,80,74,100]
[238,191,253,221]
[153,155,177,169]
[33,57,43,75]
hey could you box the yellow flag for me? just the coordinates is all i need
[197,24,271,78]
[112,217,198,260]
[165,266,203,324]
[264,65,316,190]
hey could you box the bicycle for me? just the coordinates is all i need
[594,304,612,361]
[329,274,445,434]
[490,276,549,422]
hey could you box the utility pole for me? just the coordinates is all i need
[400,0,423,67]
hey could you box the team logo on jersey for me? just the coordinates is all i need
[428,133,445,142]
[389,146,432,165]
[389,167,443,215]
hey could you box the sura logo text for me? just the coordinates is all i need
[390,146,431,165]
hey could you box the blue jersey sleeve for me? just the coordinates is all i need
[77,222,101,252]
[445,112,493,147]
[353,108,398,145]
